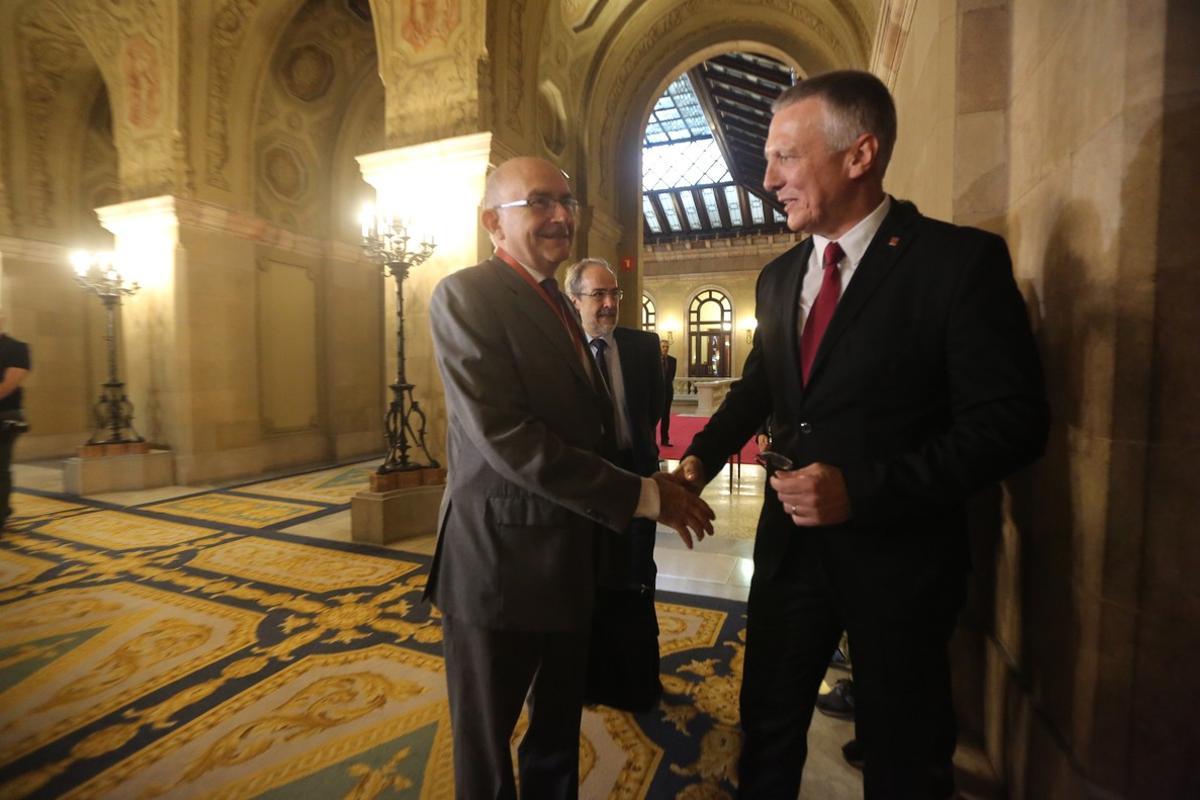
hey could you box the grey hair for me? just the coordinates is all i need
[772,69,897,175]
[564,257,615,296]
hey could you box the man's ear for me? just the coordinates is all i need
[481,208,502,239]
[845,133,879,179]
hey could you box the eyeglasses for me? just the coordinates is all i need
[494,194,580,215]
[574,289,624,301]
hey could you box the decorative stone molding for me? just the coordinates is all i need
[505,0,528,133]
[205,0,263,189]
[262,141,309,201]
[282,43,336,102]
[644,231,803,262]
[564,0,608,33]
[55,0,178,197]
[17,5,91,229]
[869,0,918,91]
[537,80,568,156]
[0,235,72,265]
[96,195,347,260]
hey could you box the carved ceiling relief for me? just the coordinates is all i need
[206,0,265,190]
[55,0,178,198]
[17,4,93,230]
[253,0,377,234]
[504,0,528,135]
[375,0,486,146]
[537,80,568,157]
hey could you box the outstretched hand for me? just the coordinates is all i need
[670,455,707,495]
[653,471,715,549]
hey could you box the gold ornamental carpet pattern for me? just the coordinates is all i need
[0,469,748,799]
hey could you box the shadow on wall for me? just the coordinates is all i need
[1015,201,1103,796]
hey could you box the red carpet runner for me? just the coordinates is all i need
[658,414,761,463]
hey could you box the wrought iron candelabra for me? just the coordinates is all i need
[360,205,440,473]
[70,250,145,445]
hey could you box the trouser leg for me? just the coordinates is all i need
[517,626,589,799]
[737,541,842,798]
[441,615,537,800]
[0,431,14,528]
[845,571,965,800]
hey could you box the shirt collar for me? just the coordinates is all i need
[495,247,555,286]
[811,195,891,267]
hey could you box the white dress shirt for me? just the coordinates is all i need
[796,196,892,339]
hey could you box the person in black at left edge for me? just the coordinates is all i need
[0,311,31,537]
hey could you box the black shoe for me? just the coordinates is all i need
[816,678,855,720]
[841,738,864,770]
[661,440,672,446]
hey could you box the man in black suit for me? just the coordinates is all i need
[659,340,677,445]
[567,258,664,590]
[676,71,1048,798]
[428,157,714,799]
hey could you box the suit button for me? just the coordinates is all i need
[799,421,813,434]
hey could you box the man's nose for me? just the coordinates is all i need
[549,200,571,223]
[763,162,781,193]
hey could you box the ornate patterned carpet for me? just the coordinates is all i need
[0,468,748,799]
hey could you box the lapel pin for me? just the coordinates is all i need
[888,236,901,247]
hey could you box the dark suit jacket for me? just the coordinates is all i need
[613,327,664,477]
[427,257,643,632]
[686,199,1048,590]
[661,353,677,402]
[599,326,664,589]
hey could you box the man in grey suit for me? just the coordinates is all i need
[427,156,714,799]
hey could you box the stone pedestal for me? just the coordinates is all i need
[351,484,444,545]
[695,379,734,415]
[64,449,175,495]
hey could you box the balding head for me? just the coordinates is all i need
[480,157,577,278]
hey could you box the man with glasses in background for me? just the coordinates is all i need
[426,156,714,799]
[567,257,665,710]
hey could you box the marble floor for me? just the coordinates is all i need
[11,457,998,799]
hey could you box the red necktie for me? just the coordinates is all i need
[800,241,843,384]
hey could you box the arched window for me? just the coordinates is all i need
[641,294,656,331]
[688,289,732,378]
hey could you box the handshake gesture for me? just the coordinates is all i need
[651,469,714,549]
[665,454,852,538]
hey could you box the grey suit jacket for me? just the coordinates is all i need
[426,256,643,632]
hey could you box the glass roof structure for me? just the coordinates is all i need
[640,56,792,241]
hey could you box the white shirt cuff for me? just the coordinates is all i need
[634,476,660,520]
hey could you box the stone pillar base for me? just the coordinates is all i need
[351,484,444,545]
[64,449,175,495]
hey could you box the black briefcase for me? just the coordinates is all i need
[584,584,662,712]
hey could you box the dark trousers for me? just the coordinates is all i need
[737,532,963,799]
[0,429,15,527]
[441,615,589,799]
[660,394,674,443]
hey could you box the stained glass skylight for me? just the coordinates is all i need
[723,186,744,226]
[642,196,663,234]
[658,193,683,232]
[679,192,702,229]
[747,193,766,225]
[701,188,723,228]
